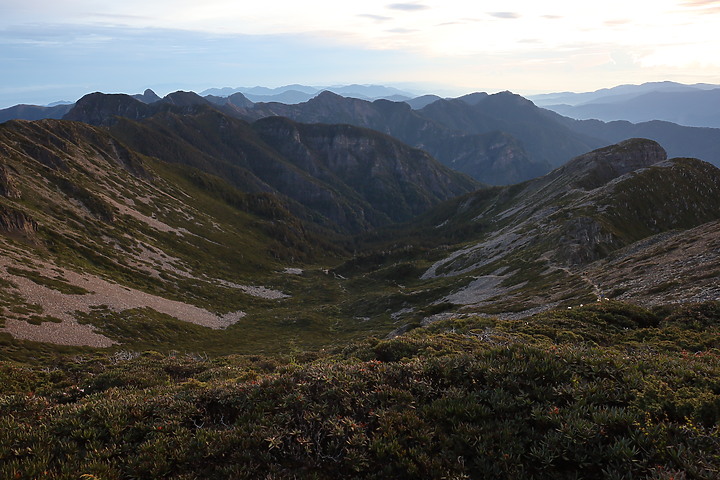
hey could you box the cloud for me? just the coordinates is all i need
[0,23,426,108]
[488,12,520,19]
[678,0,720,13]
[386,3,429,11]
[357,14,392,22]
[542,15,563,20]
[604,19,632,26]
[387,28,418,33]
[88,13,154,22]
[680,0,720,6]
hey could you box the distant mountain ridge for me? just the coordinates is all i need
[529,81,720,107]
[532,81,720,128]
[4,82,720,184]
[541,89,720,128]
[0,103,74,124]
[237,90,574,185]
[200,84,417,104]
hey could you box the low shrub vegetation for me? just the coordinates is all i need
[1,301,718,479]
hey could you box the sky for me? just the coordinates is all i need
[1,0,720,107]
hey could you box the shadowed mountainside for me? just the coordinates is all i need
[64,92,479,233]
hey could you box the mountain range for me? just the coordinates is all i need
[2,81,720,478]
[0,82,717,356]
[532,81,720,128]
[3,82,720,186]
[1,94,718,352]
[199,84,416,104]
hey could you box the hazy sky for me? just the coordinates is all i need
[1,0,719,107]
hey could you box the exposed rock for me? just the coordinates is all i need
[0,205,38,237]
[0,163,20,199]
[556,216,619,264]
[561,138,667,190]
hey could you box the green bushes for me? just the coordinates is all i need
[1,301,719,479]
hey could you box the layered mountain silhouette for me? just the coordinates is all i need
[218,88,720,180]
[63,91,479,233]
[239,91,557,185]
[2,82,720,480]
[200,83,415,103]
[543,88,720,128]
[0,103,73,123]
[529,81,719,107]
[532,81,720,128]
[4,83,720,185]
[1,94,719,351]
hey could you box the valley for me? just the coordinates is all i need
[1,92,718,359]
[1,85,718,479]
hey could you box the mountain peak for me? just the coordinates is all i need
[485,90,536,108]
[135,89,161,103]
[63,92,148,126]
[456,92,489,106]
[312,90,344,102]
[561,138,667,190]
[161,91,209,107]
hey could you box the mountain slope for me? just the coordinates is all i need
[418,92,605,168]
[73,94,480,233]
[352,139,720,320]
[0,114,480,356]
[0,118,330,349]
[246,91,548,185]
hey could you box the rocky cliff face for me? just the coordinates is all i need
[0,164,20,199]
[64,93,481,233]
[247,91,546,185]
[0,205,37,237]
[253,117,478,224]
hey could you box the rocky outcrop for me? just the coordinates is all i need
[64,93,152,127]
[0,164,20,199]
[556,216,620,264]
[561,138,667,190]
[0,205,38,237]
